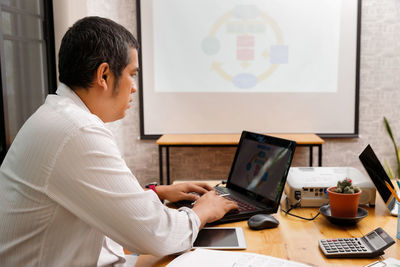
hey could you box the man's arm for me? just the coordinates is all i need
[46,126,199,256]
[46,126,236,256]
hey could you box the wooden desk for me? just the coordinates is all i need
[135,181,399,267]
[156,134,325,185]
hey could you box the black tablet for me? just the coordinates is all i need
[193,227,246,249]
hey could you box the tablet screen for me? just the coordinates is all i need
[193,227,246,249]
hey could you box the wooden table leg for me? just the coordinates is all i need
[309,146,313,167]
[159,146,164,185]
[166,146,170,185]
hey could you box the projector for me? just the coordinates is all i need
[284,167,376,207]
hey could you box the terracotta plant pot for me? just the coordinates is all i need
[327,186,362,218]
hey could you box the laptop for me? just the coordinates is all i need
[359,144,399,216]
[174,131,296,224]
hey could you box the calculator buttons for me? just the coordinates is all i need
[319,238,371,257]
[319,228,395,258]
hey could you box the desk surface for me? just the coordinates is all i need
[156,133,324,146]
[136,181,399,267]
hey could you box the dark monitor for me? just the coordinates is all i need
[359,144,396,211]
[227,131,296,210]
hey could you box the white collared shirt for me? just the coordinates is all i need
[0,83,200,266]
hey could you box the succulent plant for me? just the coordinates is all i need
[333,178,360,194]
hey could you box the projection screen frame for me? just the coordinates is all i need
[136,0,361,139]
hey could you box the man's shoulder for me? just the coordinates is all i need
[21,95,108,143]
[46,94,102,127]
[3,95,113,180]
[37,95,104,129]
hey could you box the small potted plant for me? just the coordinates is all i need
[327,178,362,218]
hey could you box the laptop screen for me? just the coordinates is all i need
[359,144,395,205]
[227,131,296,207]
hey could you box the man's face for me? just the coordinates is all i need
[108,48,139,121]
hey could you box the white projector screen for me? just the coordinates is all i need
[137,0,360,138]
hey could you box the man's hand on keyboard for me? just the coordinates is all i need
[192,191,239,228]
[156,182,213,203]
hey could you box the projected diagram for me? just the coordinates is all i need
[201,5,288,89]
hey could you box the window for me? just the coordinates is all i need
[0,0,56,163]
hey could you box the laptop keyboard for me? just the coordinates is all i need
[173,187,259,216]
[214,187,258,213]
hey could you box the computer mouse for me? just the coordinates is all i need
[247,214,279,230]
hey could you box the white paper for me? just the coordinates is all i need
[364,257,400,267]
[166,248,311,267]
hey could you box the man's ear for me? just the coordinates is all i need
[96,62,111,90]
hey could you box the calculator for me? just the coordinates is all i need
[319,227,395,258]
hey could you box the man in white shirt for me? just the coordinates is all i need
[0,16,238,266]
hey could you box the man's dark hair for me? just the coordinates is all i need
[58,16,138,89]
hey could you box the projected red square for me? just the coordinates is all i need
[237,49,254,60]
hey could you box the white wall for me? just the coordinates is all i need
[52,0,400,186]
[52,0,87,78]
